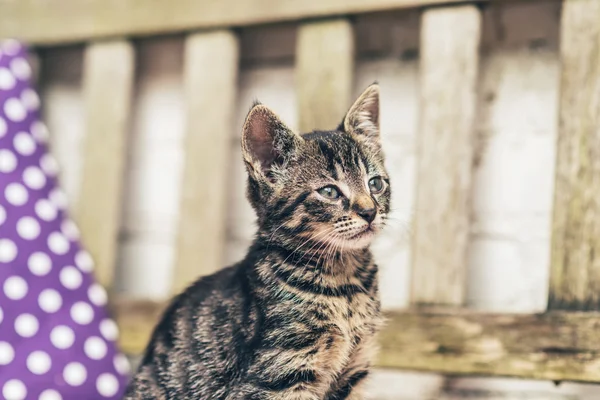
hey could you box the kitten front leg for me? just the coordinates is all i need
[325,334,378,400]
[325,368,369,400]
[239,324,353,400]
[242,345,341,400]
[239,377,323,400]
[266,390,322,400]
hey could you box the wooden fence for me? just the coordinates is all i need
[3,0,600,384]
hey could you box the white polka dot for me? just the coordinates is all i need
[39,289,62,313]
[28,251,52,276]
[64,362,87,386]
[5,183,28,206]
[50,325,74,349]
[0,306,3,324]
[114,353,130,375]
[88,283,108,306]
[0,67,15,90]
[75,250,94,272]
[48,231,69,255]
[61,219,80,240]
[16,216,40,240]
[14,313,38,337]
[13,132,36,156]
[40,153,58,175]
[27,351,51,375]
[71,301,94,325]
[0,239,17,263]
[23,166,46,189]
[2,39,21,56]
[0,117,6,137]
[10,57,31,80]
[96,373,119,397]
[20,88,40,111]
[0,205,5,226]
[31,121,49,143]
[49,188,68,209]
[0,149,17,173]
[100,318,119,341]
[4,98,26,122]
[4,276,27,300]
[0,341,14,365]
[35,198,58,221]
[60,266,82,290]
[85,336,107,360]
[2,379,26,400]
[39,389,62,400]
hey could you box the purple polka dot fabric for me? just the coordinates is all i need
[0,39,130,400]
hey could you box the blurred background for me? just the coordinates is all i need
[4,0,600,398]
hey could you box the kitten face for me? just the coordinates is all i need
[242,84,389,251]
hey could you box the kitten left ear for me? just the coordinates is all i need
[241,102,301,183]
[342,83,380,142]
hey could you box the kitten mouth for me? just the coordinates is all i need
[347,226,375,241]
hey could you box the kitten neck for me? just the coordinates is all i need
[256,233,372,274]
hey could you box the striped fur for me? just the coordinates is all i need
[125,84,389,400]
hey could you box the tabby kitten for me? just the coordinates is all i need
[125,83,390,400]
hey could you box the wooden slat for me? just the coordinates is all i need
[112,298,600,383]
[296,18,354,132]
[0,0,487,46]
[377,309,600,383]
[78,41,134,290]
[410,5,481,306]
[548,0,600,311]
[171,30,239,295]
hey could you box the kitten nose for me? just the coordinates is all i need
[357,207,377,224]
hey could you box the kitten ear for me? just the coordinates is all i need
[342,83,380,142]
[242,102,301,182]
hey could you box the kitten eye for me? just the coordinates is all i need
[369,177,384,194]
[317,186,341,200]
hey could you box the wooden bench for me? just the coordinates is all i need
[3,0,600,383]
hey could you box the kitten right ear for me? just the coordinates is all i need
[342,83,380,143]
[242,103,301,182]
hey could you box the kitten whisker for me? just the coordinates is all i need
[280,226,338,267]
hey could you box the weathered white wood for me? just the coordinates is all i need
[114,298,600,384]
[410,5,481,306]
[549,0,600,311]
[296,19,354,132]
[172,30,239,295]
[378,309,600,383]
[0,0,483,46]
[78,40,135,289]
